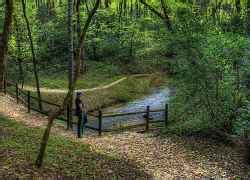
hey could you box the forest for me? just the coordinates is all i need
[0,0,250,178]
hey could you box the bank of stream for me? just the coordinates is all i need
[83,86,175,131]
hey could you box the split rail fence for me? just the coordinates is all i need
[3,78,168,136]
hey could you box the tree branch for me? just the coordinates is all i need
[35,0,101,168]
[139,0,171,30]
[160,0,171,30]
[139,0,165,20]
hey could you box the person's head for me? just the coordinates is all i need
[76,92,83,98]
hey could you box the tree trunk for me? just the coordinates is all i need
[14,17,25,88]
[247,0,250,35]
[92,44,98,60]
[21,0,43,110]
[160,0,172,30]
[75,0,85,74]
[35,0,101,168]
[0,0,14,91]
[235,0,241,14]
[67,0,74,129]
[105,0,110,8]
[139,0,171,30]
[129,32,134,58]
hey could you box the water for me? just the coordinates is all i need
[84,87,173,131]
[105,87,172,113]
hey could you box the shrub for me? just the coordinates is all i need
[168,9,249,135]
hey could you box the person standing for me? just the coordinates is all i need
[75,92,87,138]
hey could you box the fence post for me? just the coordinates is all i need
[145,106,150,131]
[3,77,6,95]
[98,110,102,136]
[27,91,31,113]
[16,83,19,104]
[165,104,168,128]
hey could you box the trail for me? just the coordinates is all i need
[22,77,128,93]
[20,74,152,93]
[0,94,249,179]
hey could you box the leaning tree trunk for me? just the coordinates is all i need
[35,0,101,168]
[0,0,14,91]
[139,0,172,30]
[21,0,43,110]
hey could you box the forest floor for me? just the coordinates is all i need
[0,94,249,179]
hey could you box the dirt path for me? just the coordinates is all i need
[0,94,249,179]
[22,77,128,93]
[20,74,153,93]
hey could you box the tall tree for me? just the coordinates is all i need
[75,0,86,73]
[35,0,101,168]
[21,0,43,110]
[14,16,24,88]
[0,0,14,91]
[22,0,42,110]
[67,0,74,129]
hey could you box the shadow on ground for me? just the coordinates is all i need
[0,118,152,179]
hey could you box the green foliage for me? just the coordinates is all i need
[165,117,212,135]
[168,8,249,135]
[112,77,152,102]
[21,75,165,112]
[1,0,250,137]
[0,115,94,176]
[233,101,250,135]
[0,115,149,177]
[24,61,122,89]
[5,0,249,78]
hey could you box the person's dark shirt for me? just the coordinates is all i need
[75,98,83,116]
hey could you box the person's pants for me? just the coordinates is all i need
[77,112,88,138]
[83,112,88,125]
[77,115,83,138]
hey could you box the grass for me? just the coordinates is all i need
[32,73,123,90]
[7,59,168,119]
[25,61,123,89]
[11,60,170,90]
[111,76,154,102]
[162,118,212,136]
[23,74,167,114]
[0,115,150,178]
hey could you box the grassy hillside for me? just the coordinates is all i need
[0,115,150,179]
[9,60,170,90]
[9,73,167,114]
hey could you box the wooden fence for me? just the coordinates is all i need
[4,78,71,122]
[95,104,168,136]
[3,78,168,136]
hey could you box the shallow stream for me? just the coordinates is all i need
[83,86,174,131]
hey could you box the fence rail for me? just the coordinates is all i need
[3,78,169,136]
